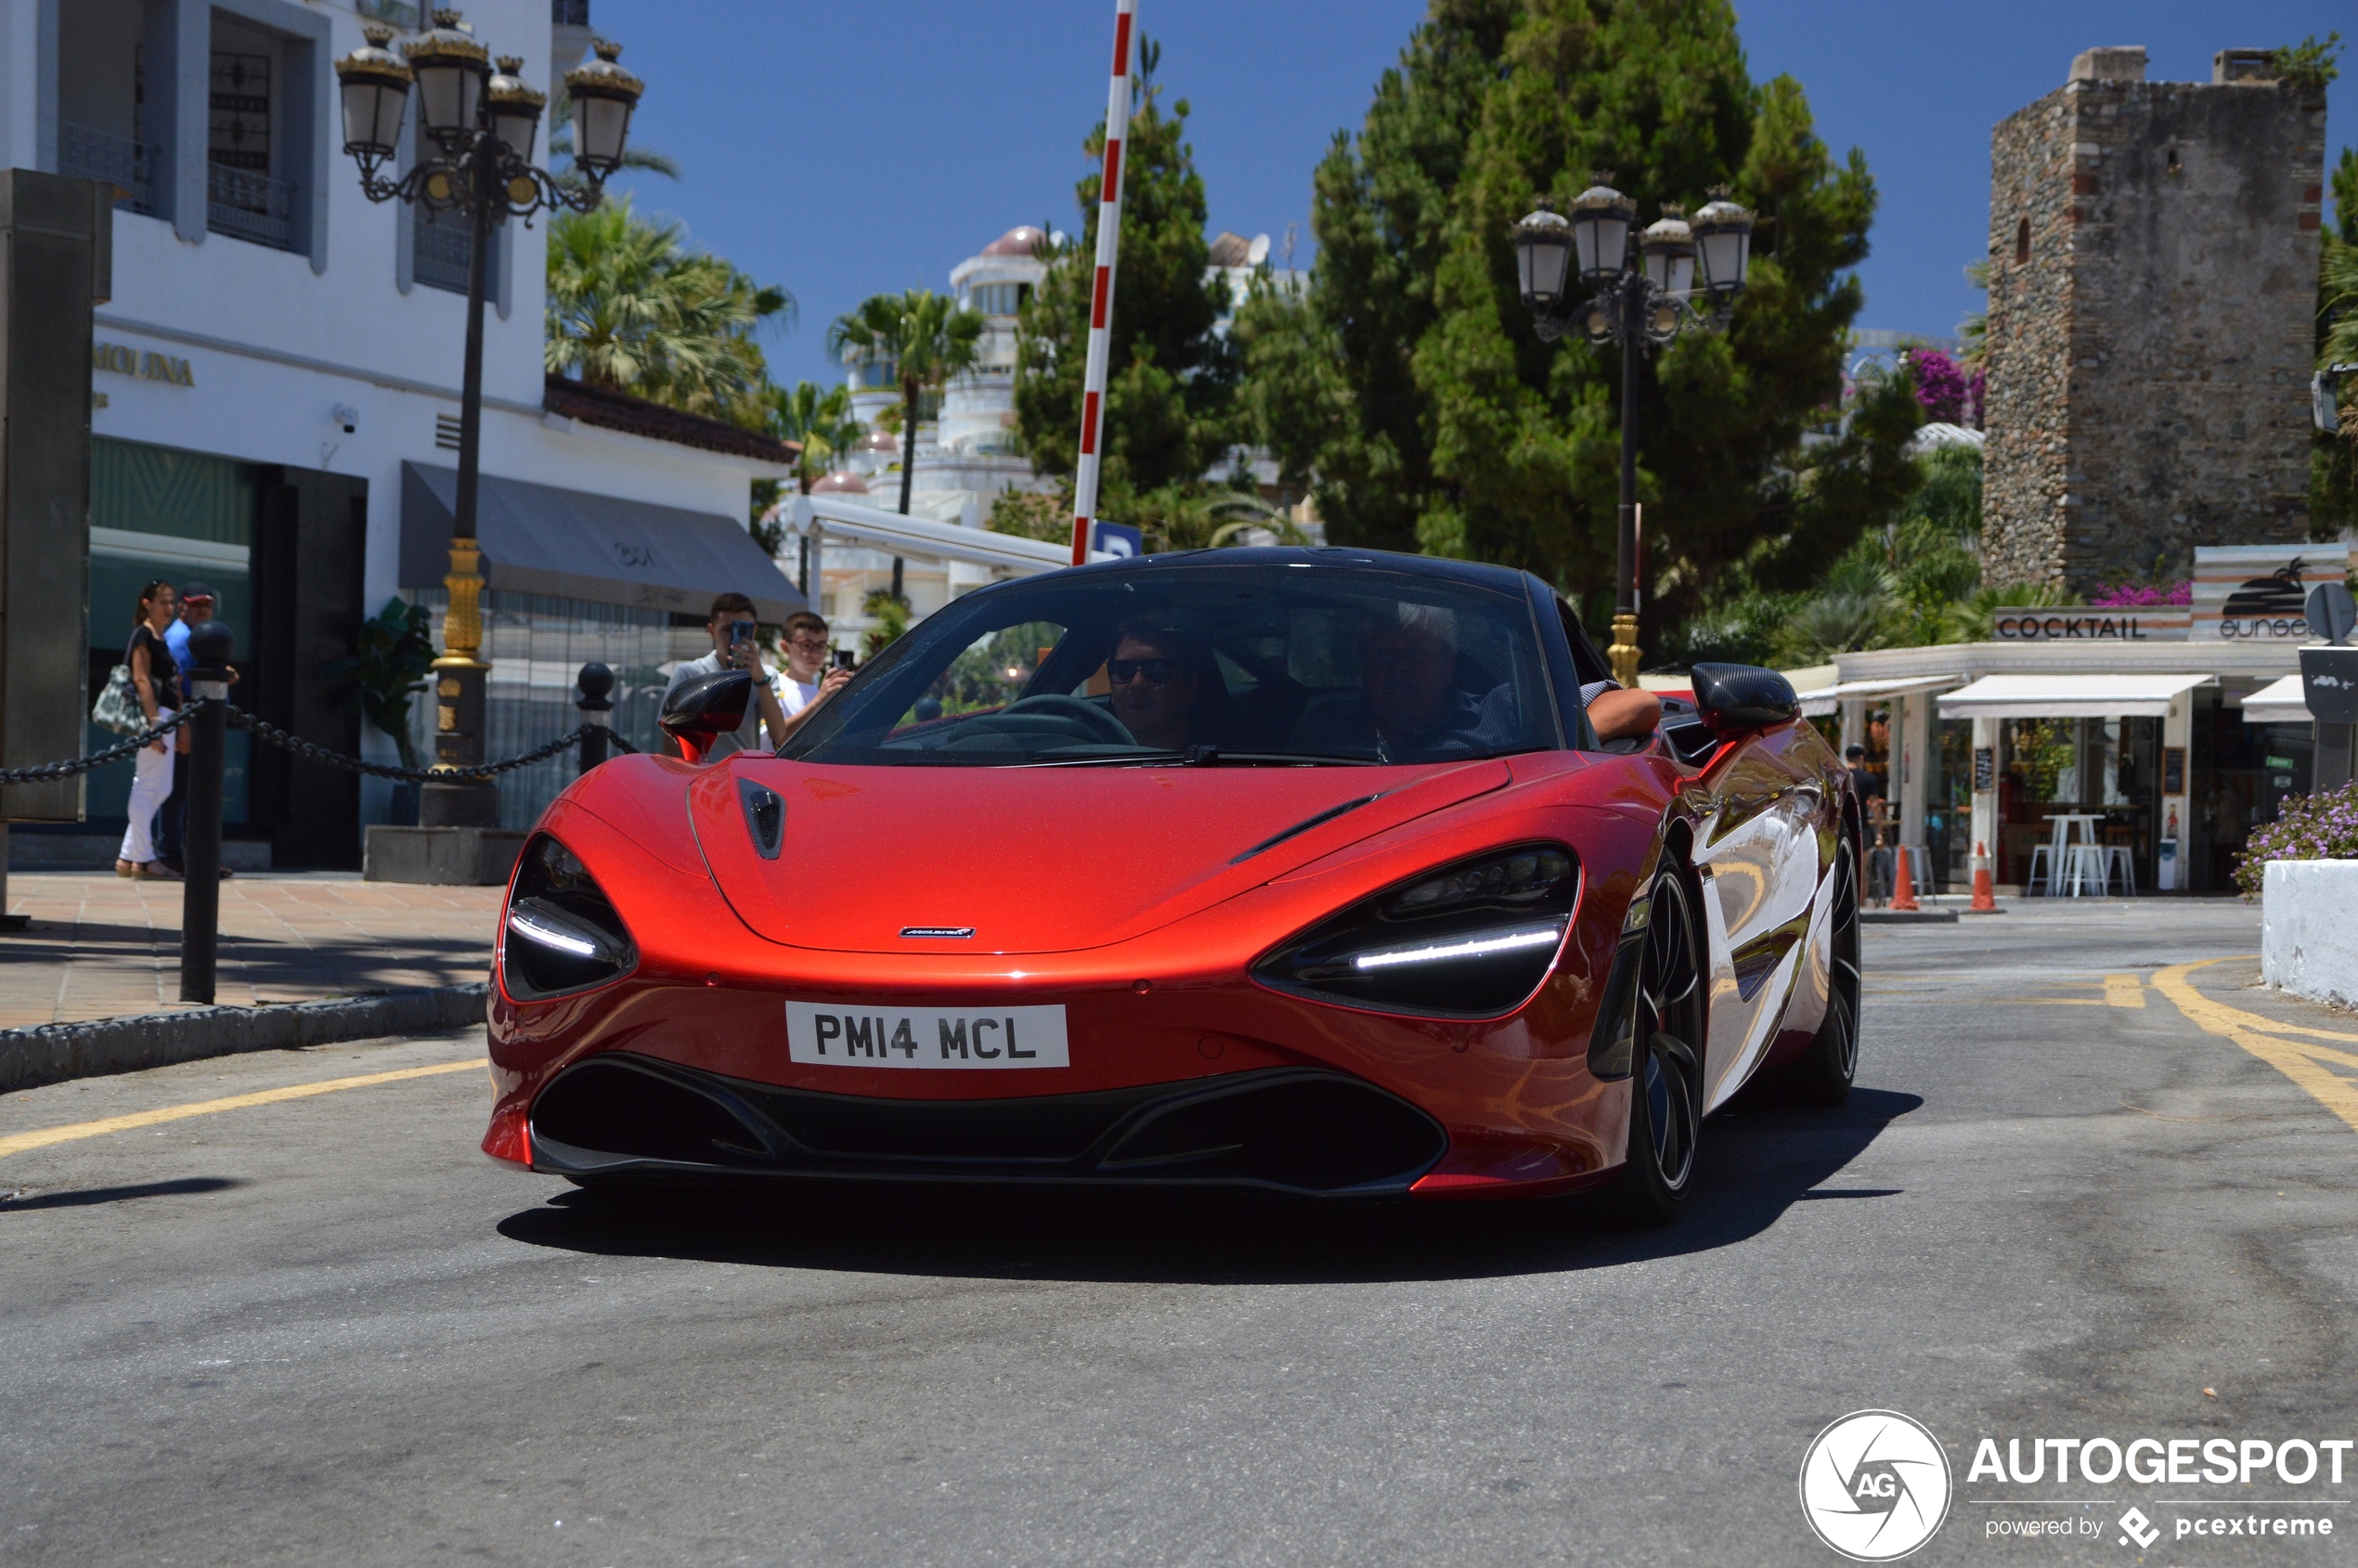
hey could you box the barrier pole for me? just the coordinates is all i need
[179,623,235,1004]
[577,663,614,774]
[1068,0,1138,567]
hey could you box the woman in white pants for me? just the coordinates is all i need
[116,580,179,878]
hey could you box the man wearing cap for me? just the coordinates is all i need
[158,582,236,877]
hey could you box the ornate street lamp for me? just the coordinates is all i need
[333,11,642,825]
[1514,177,1752,687]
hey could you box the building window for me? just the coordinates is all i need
[207,25,298,253]
[2015,216,2030,266]
[55,0,159,215]
[415,206,473,294]
[967,281,1030,317]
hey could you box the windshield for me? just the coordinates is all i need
[777,562,1564,768]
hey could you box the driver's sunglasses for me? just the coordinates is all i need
[1107,658,1177,686]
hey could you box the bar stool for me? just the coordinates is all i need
[2104,844,2137,897]
[2026,844,2053,897]
[2061,841,2108,898]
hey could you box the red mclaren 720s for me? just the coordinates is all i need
[483,549,1862,1225]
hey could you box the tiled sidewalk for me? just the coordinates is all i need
[0,872,502,1028]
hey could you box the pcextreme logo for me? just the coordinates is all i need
[1799,1410,1954,1562]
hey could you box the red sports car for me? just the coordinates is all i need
[483,550,1860,1225]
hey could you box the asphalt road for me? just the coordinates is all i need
[3,901,2354,1567]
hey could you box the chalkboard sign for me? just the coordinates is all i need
[1973,745,1994,792]
[2164,746,2185,795]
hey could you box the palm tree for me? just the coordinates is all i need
[825,290,984,514]
[545,199,791,426]
[764,380,864,493]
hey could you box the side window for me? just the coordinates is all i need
[889,620,1067,731]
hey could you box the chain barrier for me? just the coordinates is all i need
[227,706,592,783]
[0,706,201,784]
[0,702,639,787]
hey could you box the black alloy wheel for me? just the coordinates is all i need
[1785,835,1861,1108]
[1601,863,1706,1227]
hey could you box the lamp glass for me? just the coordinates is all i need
[340,78,408,158]
[492,103,539,162]
[1514,219,1572,308]
[1573,208,1630,282]
[414,59,483,143]
[573,94,633,171]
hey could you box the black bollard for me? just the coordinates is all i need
[577,662,615,774]
[179,620,234,1004]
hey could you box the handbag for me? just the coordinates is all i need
[92,663,145,735]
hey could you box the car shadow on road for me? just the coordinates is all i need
[497,1086,1924,1286]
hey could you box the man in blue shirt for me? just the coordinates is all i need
[156,581,230,875]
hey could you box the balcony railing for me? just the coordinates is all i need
[207,161,298,253]
[414,211,473,294]
[58,122,157,214]
[357,0,421,28]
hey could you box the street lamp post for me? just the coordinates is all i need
[333,10,642,823]
[1514,178,1752,687]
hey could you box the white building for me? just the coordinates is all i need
[3,0,798,862]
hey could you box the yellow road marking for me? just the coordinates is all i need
[2153,960,2358,1136]
[0,1058,483,1161]
[2104,974,2146,1009]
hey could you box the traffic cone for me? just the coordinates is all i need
[1889,845,1921,911]
[1968,841,1999,914]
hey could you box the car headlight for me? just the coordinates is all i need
[1252,844,1578,1018]
[501,834,636,1001]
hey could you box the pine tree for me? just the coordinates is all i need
[1241,0,1921,645]
[1014,38,1237,497]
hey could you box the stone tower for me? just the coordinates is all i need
[1981,45,2327,592]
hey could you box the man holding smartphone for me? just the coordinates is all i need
[775,610,852,730]
[665,593,842,759]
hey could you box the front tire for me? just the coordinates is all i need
[1601,863,1706,1227]
[1785,835,1861,1108]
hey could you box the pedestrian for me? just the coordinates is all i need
[115,580,180,879]
[1844,745,1885,810]
[773,610,850,732]
[157,581,237,878]
[664,594,846,761]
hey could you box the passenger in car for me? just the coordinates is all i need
[1289,603,1658,759]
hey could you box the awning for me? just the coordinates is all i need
[2238,674,2311,725]
[1798,673,1964,719]
[401,462,804,621]
[1937,673,2210,719]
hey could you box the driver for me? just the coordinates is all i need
[1105,616,1228,751]
[1293,603,1658,758]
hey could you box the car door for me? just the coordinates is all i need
[1689,716,1824,1109]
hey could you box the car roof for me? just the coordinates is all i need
[1059,546,1540,598]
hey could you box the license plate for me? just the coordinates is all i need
[784,1001,1069,1069]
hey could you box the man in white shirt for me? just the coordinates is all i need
[664,594,846,759]
[773,610,848,728]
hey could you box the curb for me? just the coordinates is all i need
[1862,909,1962,925]
[0,984,487,1096]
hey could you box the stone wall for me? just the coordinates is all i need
[1982,49,2326,593]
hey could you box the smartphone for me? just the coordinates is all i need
[833,649,856,670]
[729,621,758,648]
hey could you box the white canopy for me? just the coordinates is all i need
[2238,674,2312,726]
[1798,673,1964,719]
[1937,673,2211,720]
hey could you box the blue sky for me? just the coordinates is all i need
[587,0,2354,393]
